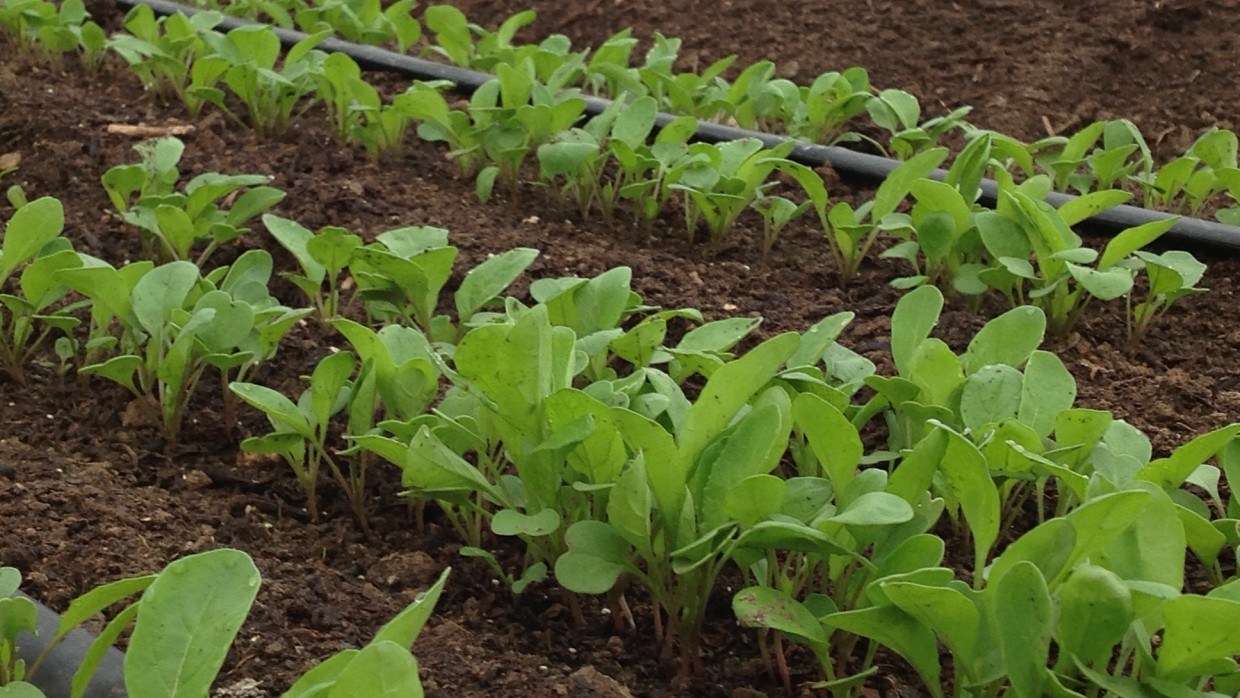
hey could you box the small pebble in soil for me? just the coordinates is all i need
[0,463,14,479]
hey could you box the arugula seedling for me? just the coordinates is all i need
[103,137,285,266]
[670,139,796,251]
[1032,119,1153,195]
[190,25,330,134]
[977,185,1178,336]
[0,197,88,386]
[0,0,104,65]
[785,147,947,284]
[79,254,307,445]
[108,6,223,111]
[263,214,361,323]
[537,96,656,221]
[294,0,420,52]
[232,350,379,530]
[751,191,810,267]
[1127,249,1207,346]
[867,89,972,159]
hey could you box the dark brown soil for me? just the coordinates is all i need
[1,0,1239,696]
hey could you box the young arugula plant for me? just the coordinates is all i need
[615,115,701,232]
[108,5,224,111]
[231,350,378,530]
[316,52,428,156]
[472,65,589,202]
[401,80,488,179]
[423,4,533,69]
[785,147,947,284]
[751,190,810,267]
[262,214,361,323]
[0,0,105,66]
[866,89,972,160]
[977,183,1179,336]
[355,305,579,588]
[294,0,420,52]
[554,333,805,676]
[1135,128,1240,221]
[1031,119,1153,195]
[103,137,286,266]
[536,96,657,221]
[670,138,796,250]
[724,63,874,146]
[352,227,539,342]
[77,254,306,445]
[1127,249,1207,346]
[191,25,330,134]
[728,387,944,692]
[0,196,87,386]
[789,67,875,144]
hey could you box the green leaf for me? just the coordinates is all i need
[230,382,312,437]
[882,582,979,679]
[1058,189,1131,227]
[825,606,943,697]
[125,549,261,698]
[937,425,999,578]
[990,561,1052,698]
[724,474,786,527]
[909,339,964,407]
[872,150,949,220]
[371,567,450,648]
[732,586,828,655]
[1018,350,1077,438]
[829,491,913,526]
[890,285,942,376]
[1157,595,1240,680]
[492,509,561,537]
[455,248,538,320]
[554,521,630,595]
[1098,217,1179,271]
[282,650,360,698]
[54,574,156,647]
[0,683,46,698]
[607,458,652,557]
[1056,564,1133,668]
[327,641,422,698]
[1068,264,1133,301]
[1136,424,1240,491]
[960,365,1023,432]
[131,261,199,338]
[793,392,861,492]
[71,601,140,698]
[0,197,64,280]
[81,355,142,394]
[962,305,1046,374]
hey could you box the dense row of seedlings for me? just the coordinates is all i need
[0,0,1216,344]
[9,0,1240,227]
[1,141,1239,693]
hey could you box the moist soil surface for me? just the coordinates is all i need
[2,0,1239,696]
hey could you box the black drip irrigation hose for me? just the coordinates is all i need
[15,592,126,698]
[116,0,1240,253]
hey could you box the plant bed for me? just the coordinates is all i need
[2,0,1240,696]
